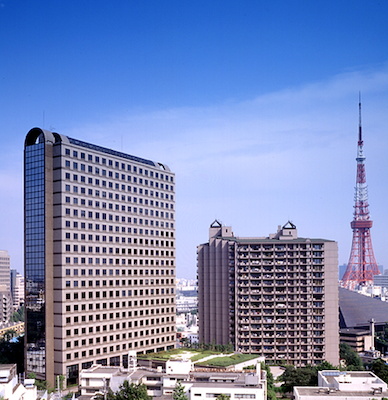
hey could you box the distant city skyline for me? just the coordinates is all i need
[1,1,388,279]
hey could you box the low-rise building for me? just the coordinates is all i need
[80,358,267,400]
[339,328,373,353]
[186,369,266,400]
[0,322,25,340]
[0,364,37,400]
[0,285,13,328]
[176,313,198,347]
[176,296,198,314]
[358,349,386,364]
[294,370,388,400]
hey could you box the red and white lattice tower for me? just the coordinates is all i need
[341,99,380,289]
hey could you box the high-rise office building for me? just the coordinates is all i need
[197,221,339,367]
[0,250,11,290]
[24,128,176,386]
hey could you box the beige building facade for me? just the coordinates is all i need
[198,221,339,367]
[10,270,24,310]
[0,285,13,328]
[24,128,176,386]
[0,250,10,290]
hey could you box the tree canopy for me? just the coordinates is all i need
[315,361,336,371]
[370,359,388,383]
[280,365,318,393]
[339,343,363,369]
[260,363,276,400]
[96,381,150,400]
[0,335,24,373]
[215,395,230,400]
[11,306,24,323]
[172,382,188,400]
[116,381,150,400]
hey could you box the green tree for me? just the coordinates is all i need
[280,365,317,394]
[115,381,150,400]
[180,337,190,348]
[316,361,337,371]
[58,375,65,391]
[261,363,276,400]
[339,343,363,369]
[11,306,25,322]
[26,373,50,391]
[2,329,16,341]
[216,395,230,400]
[370,359,388,383]
[95,389,116,400]
[0,335,24,373]
[173,382,188,400]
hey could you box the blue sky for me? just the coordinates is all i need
[1,1,388,279]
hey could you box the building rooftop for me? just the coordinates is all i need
[81,365,133,376]
[219,236,334,243]
[295,386,388,398]
[295,370,388,399]
[339,287,388,328]
[67,137,158,167]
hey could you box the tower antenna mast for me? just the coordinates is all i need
[341,96,380,289]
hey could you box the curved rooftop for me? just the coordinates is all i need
[25,127,170,171]
[339,287,388,328]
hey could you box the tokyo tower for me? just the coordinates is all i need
[341,98,380,289]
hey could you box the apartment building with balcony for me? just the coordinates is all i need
[197,220,339,366]
[24,128,176,387]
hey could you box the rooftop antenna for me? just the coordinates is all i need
[358,92,362,145]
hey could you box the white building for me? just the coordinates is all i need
[294,370,388,400]
[0,364,37,400]
[80,358,266,400]
[176,296,198,314]
[374,274,388,288]
[186,369,265,400]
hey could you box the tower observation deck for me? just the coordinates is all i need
[341,99,380,289]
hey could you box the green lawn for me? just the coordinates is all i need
[195,353,259,367]
[138,348,230,363]
[137,348,200,361]
[190,350,221,362]
[137,348,259,368]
